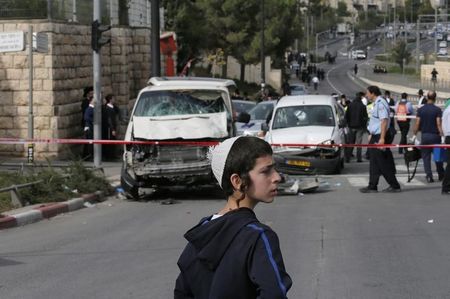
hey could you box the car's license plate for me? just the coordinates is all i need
[287,160,311,167]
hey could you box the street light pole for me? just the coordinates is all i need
[435,1,438,55]
[260,0,265,89]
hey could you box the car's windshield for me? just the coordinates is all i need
[133,90,227,117]
[248,102,274,120]
[272,105,335,129]
[233,101,255,114]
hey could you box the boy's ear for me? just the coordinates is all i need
[229,173,242,191]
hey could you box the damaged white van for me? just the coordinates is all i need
[120,77,236,199]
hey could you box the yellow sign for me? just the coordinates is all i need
[287,160,311,167]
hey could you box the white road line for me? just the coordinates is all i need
[347,177,368,187]
[397,176,425,186]
[325,64,344,95]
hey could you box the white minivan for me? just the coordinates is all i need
[263,95,346,174]
[121,77,236,199]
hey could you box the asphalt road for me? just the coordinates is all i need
[2,42,450,298]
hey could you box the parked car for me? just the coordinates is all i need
[351,50,367,60]
[232,99,256,115]
[439,41,447,48]
[263,95,346,174]
[289,83,308,95]
[121,77,236,199]
[438,47,448,56]
[236,100,277,136]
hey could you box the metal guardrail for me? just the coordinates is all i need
[0,180,43,207]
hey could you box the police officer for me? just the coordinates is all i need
[360,86,401,193]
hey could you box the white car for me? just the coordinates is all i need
[351,50,367,60]
[236,100,276,136]
[264,95,346,174]
[438,47,448,56]
[121,77,236,199]
[439,41,447,48]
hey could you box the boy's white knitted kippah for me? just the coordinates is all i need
[209,136,242,188]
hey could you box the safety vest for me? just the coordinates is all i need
[367,102,374,118]
[396,102,408,122]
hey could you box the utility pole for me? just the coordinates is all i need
[393,0,397,45]
[260,0,265,90]
[92,0,111,167]
[151,0,161,77]
[435,2,438,55]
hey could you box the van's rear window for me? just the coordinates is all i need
[133,90,227,117]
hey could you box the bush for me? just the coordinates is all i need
[0,160,113,213]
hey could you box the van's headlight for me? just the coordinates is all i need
[319,140,339,151]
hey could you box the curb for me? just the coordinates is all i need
[0,191,107,230]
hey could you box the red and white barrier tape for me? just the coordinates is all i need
[0,137,449,149]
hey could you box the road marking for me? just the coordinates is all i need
[397,176,425,186]
[348,177,368,187]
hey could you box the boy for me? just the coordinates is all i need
[174,136,292,298]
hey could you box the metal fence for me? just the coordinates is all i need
[0,0,110,25]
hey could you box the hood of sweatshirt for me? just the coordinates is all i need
[183,207,259,270]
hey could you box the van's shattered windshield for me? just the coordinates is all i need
[273,105,335,129]
[133,90,227,117]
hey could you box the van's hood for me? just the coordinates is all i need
[132,112,228,140]
[269,126,335,145]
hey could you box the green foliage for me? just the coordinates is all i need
[162,0,302,75]
[390,40,412,70]
[336,1,350,17]
[0,161,113,213]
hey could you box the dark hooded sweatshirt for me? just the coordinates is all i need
[174,208,292,299]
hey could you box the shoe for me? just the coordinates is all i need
[359,187,378,193]
[357,159,363,163]
[382,186,401,193]
[442,190,450,195]
[426,176,434,183]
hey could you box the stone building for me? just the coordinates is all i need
[0,0,173,159]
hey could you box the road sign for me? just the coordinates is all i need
[0,31,25,53]
[32,32,48,53]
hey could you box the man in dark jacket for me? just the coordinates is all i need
[345,92,368,162]
[102,94,119,160]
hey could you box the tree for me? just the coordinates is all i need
[163,0,301,81]
[391,41,412,71]
[337,1,350,17]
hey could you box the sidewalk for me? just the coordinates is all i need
[0,159,122,230]
[356,63,450,102]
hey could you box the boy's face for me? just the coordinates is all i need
[246,155,281,204]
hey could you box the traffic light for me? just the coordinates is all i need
[91,20,111,52]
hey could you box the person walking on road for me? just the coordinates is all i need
[395,93,414,154]
[441,103,450,194]
[175,136,292,299]
[354,63,358,75]
[418,89,426,107]
[345,92,368,163]
[360,85,401,193]
[413,91,444,183]
[312,75,319,91]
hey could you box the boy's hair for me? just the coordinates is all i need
[105,94,113,103]
[221,137,273,197]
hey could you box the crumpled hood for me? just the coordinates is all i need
[270,126,334,145]
[132,112,228,140]
[183,208,258,270]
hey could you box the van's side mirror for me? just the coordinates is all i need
[261,123,269,132]
[237,112,251,123]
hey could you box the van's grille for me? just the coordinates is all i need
[157,146,207,162]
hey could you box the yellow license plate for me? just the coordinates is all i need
[287,160,311,167]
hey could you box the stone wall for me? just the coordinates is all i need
[0,20,151,159]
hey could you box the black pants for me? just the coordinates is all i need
[397,121,410,153]
[442,136,450,192]
[368,134,400,190]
